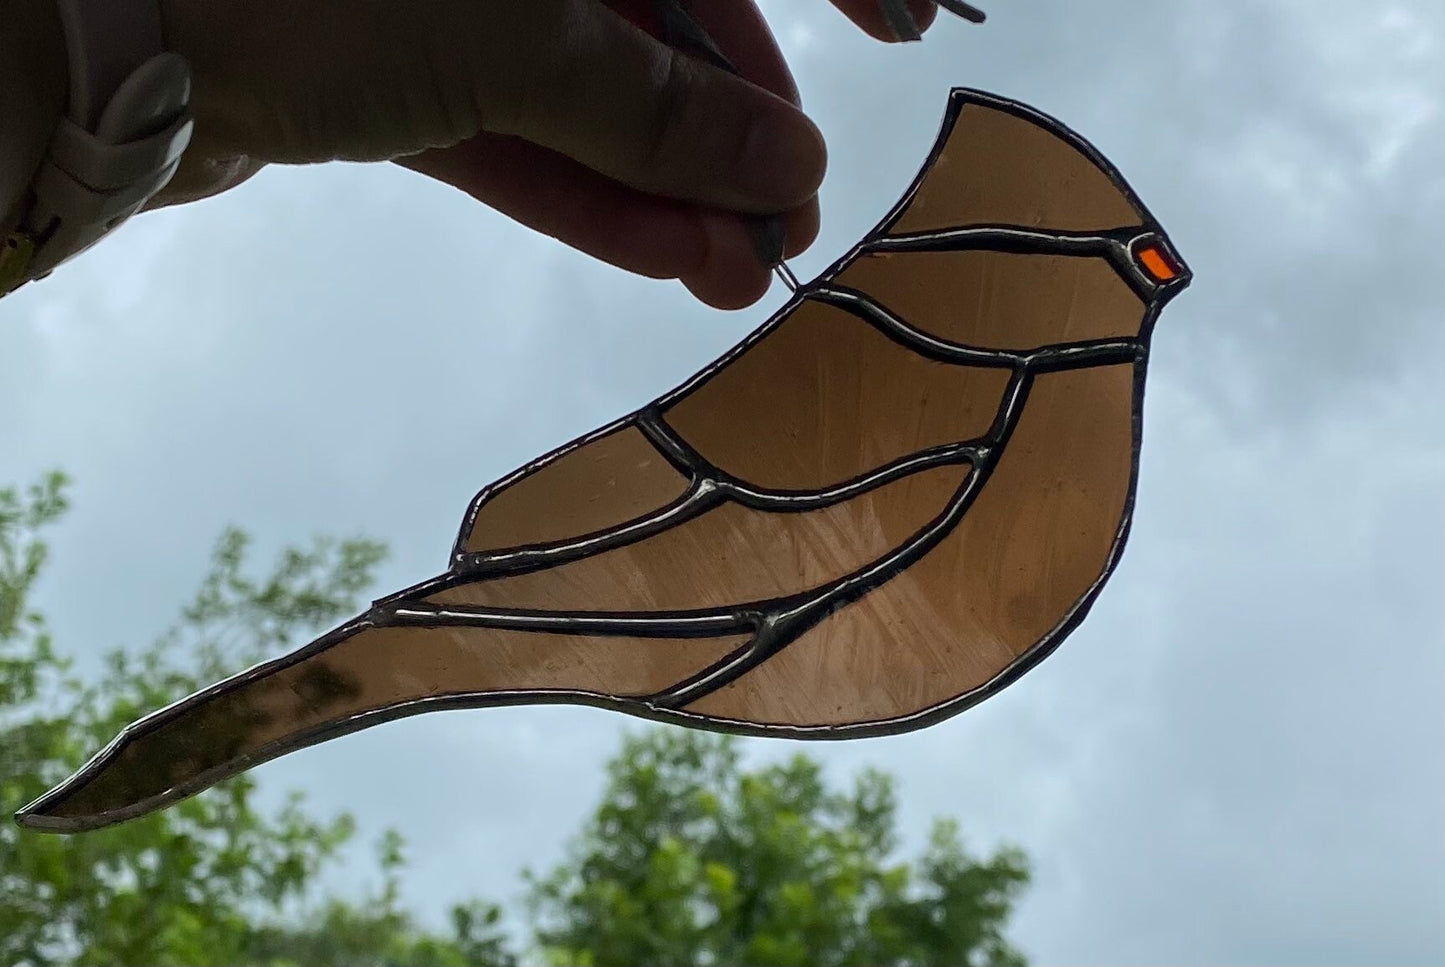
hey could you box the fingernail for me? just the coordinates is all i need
[878,0,923,41]
[737,108,827,209]
[936,0,986,24]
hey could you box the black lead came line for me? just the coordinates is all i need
[808,284,1144,372]
[646,368,1033,709]
[636,411,988,512]
[455,482,720,578]
[856,225,1165,302]
[372,370,1029,658]
[863,225,1134,255]
[635,409,710,479]
[722,441,987,511]
[386,603,762,640]
[451,439,991,579]
[451,425,989,581]
[449,284,1141,585]
[809,285,1024,367]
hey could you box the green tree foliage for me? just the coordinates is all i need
[242,829,514,967]
[0,473,512,967]
[1,472,1031,967]
[528,729,1031,967]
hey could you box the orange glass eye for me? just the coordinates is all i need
[1136,244,1179,282]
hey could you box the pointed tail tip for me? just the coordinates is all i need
[11,735,178,835]
[13,785,105,834]
[13,799,80,834]
[14,781,173,834]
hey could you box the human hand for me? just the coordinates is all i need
[152,0,953,308]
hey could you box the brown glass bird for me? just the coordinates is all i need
[19,89,1190,833]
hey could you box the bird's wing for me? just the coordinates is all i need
[19,90,1190,833]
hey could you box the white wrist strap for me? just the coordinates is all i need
[1,0,193,293]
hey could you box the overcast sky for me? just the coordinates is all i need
[3,0,1442,962]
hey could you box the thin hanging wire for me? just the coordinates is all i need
[773,261,800,292]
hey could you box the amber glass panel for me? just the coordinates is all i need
[43,626,748,821]
[1136,245,1179,282]
[687,364,1136,727]
[889,104,1143,234]
[464,426,690,553]
[665,300,1012,490]
[832,251,1145,349]
[432,463,968,613]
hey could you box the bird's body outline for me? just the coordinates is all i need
[18,88,1192,834]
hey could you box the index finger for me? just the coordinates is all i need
[664,0,800,106]
[476,0,825,214]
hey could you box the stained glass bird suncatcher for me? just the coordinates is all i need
[19,88,1191,833]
